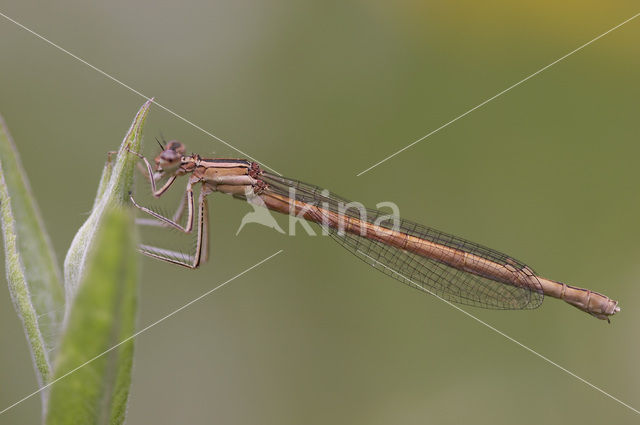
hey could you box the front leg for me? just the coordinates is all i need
[135,189,189,228]
[127,148,177,197]
[139,184,212,269]
[130,177,197,233]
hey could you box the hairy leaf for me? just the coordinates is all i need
[0,115,65,386]
[64,100,150,306]
[47,207,138,425]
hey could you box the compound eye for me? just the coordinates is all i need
[166,140,186,155]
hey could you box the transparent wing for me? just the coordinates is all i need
[261,172,543,310]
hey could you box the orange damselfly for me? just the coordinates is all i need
[128,140,620,321]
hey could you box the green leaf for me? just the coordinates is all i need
[46,206,138,425]
[44,100,150,423]
[0,115,65,386]
[63,99,151,305]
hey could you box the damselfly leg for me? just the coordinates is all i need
[129,147,190,228]
[129,178,195,233]
[136,186,210,269]
[134,190,189,228]
[127,148,178,197]
[127,148,209,269]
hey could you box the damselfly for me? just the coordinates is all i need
[128,141,620,321]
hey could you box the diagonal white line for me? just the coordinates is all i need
[356,12,640,176]
[356,249,639,415]
[0,11,281,176]
[0,250,283,416]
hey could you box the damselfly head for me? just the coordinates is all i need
[154,140,186,172]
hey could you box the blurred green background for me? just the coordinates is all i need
[1,1,639,424]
